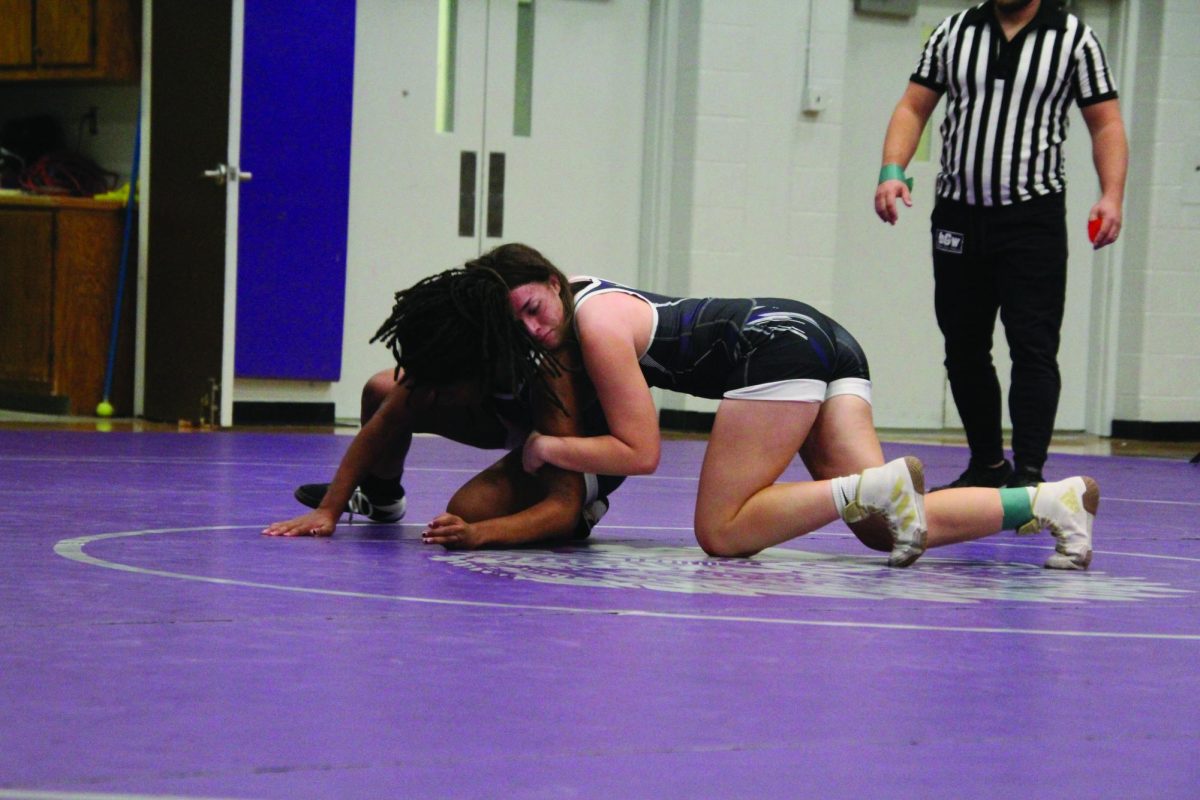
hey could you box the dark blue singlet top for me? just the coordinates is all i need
[571,277,870,400]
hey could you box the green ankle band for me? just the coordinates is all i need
[878,163,913,191]
[1000,487,1033,530]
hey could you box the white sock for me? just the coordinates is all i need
[830,475,861,515]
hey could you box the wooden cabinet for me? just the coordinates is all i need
[0,209,54,387]
[0,195,134,415]
[0,0,140,82]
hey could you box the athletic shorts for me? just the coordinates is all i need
[721,303,873,404]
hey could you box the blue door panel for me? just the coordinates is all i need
[235,0,356,380]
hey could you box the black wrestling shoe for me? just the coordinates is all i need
[294,482,406,523]
[1006,465,1046,488]
[930,458,1013,492]
[572,497,610,540]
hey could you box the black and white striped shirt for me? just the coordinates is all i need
[912,0,1118,206]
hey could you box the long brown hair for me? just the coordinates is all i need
[464,243,577,342]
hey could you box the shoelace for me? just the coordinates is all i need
[346,490,373,525]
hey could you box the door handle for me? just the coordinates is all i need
[459,151,477,237]
[202,164,229,185]
[486,152,505,238]
[202,164,253,185]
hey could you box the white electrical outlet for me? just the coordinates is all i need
[802,85,830,113]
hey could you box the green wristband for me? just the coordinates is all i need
[878,163,914,191]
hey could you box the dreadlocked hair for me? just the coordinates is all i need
[370,267,568,413]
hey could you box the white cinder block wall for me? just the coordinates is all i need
[665,0,1199,429]
[661,0,851,416]
[1115,0,1200,424]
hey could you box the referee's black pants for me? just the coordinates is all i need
[930,193,1068,474]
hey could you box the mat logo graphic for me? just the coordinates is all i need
[935,228,964,254]
[433,544,1187,604]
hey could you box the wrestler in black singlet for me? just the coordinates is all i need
[571,277,871,402]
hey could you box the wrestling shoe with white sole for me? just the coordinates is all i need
[1016,476,1098,570]
[573,497,609,540]
[294,482,407,524]
[841,456,928,568]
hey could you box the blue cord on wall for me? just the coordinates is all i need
[96,104,141,418]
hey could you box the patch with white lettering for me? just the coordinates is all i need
[935,228,965,254]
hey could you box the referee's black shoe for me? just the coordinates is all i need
[930,459,1013,492]
[1005,465,1046,488]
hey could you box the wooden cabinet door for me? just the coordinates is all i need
[0,0,35,68]
[54,207,125,413]
[0,209,54,388]
[0,0,136,81]
[36,0,96,67]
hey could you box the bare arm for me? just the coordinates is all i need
[262,377,437,537]
[432,464,584,548]
[1080,98,1128,249]
[524,297,660,477]
[423,349,593,548]
[875,82,941,225]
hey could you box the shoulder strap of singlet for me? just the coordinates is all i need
[568,276,659,360]
[570,275,654,309]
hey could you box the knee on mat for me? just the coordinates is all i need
[446,490,494,524]
[695,523,758,559]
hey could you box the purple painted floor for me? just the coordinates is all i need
[1,429,1198,799]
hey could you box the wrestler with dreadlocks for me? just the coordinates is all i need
[263,267,620,547]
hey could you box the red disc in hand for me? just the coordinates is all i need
[1088,218,1102,243]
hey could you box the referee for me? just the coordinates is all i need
[874,0,1128,490]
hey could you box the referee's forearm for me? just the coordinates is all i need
[1091,122,1128,205]
[1082,100,1128,205]
[880,107,924,168]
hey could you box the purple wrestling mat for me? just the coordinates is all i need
[1,429,1197,799]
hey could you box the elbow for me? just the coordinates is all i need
[629,445,660,476]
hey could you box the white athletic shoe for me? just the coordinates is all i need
[1016,476,1098,570]
[842,456,928,568]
